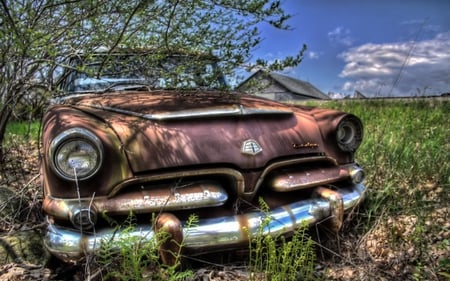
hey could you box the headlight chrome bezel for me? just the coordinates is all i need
[336,115,363,152]
[49,128,103,181]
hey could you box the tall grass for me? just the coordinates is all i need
[302,98,449,280]
[320,99,449,211]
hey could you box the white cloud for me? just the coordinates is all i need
[308,51,320,59]
[338,32,450,96]
[328,26,354,47]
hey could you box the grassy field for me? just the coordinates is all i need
[2,98,449,280]
[300,98,449,280]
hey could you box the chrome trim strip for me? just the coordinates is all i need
[44,183,366,262]
[269,164,361,192]
[44,181,229,220]
[83,104,292,120]
[250,156,338,196]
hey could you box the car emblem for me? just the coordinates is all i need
[241,139,262,155]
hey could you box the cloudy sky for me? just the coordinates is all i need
[253,0,450,97]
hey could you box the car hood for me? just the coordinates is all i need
[68,91,326,172]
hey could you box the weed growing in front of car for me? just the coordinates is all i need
[92,212,196,281]
[246,198,316,281]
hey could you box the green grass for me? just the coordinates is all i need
[5,120,41,145]
[299,98,449,280]
[316,99,449,205]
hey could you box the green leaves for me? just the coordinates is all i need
[1,0,305,89]
[0,0,305,157]
[246,199,316,281]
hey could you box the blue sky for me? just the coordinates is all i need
[252,0,450,97]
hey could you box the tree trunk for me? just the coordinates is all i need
[0,105,12,163]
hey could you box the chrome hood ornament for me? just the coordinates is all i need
[241,139,263,155]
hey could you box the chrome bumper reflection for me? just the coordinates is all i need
[44,183,366,262]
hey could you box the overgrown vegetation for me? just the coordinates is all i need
[85,200,316,281]
[90,214,198,281]
[247,198,316,281]
[300,99,449,280]
[4,121,40,146]
[0,0,306,160]
[1,98,449,280]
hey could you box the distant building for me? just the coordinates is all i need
[328,92,346,99]
[328,90,367,99]
[352,90,367,99]
[236,70,330,101]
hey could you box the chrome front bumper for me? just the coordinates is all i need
[44,183,366,262]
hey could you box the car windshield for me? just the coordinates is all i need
[62,53,227,93]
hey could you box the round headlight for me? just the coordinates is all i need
[50,128,103,181]
[336,115,363,152]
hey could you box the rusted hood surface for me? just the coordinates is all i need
[68,91,326,172]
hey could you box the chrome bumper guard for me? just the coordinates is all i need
[44,183,366,262]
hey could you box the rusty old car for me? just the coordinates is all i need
[41,50,366,264]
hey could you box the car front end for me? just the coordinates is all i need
[41,51,366,263]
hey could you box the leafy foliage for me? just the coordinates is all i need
[0,0,306,159]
